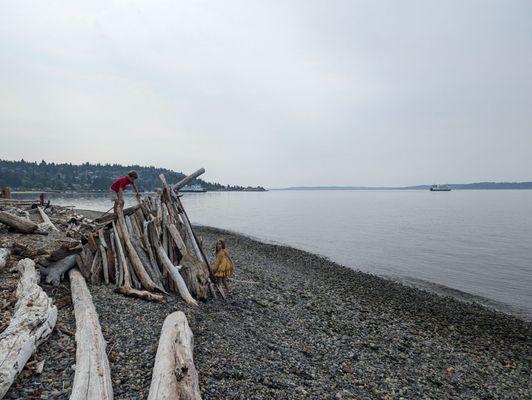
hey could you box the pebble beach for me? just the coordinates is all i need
[4,224,532,399]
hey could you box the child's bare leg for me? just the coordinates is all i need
[223,278,229,293]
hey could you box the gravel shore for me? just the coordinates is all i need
[5,225,532,399]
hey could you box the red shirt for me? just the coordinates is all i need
[111,176,132,192]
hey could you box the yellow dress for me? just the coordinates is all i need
[213,250,234,278]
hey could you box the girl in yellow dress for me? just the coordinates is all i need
[213,239,234,293]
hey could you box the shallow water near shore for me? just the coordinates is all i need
[14,189,532,320]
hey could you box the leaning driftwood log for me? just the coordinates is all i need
[40,254,78,286]
[111,221,164,302]
[37,206,59,232]
[0,247,10,269]
[69,268,114,400]
[172,168,205,192]
[115,208,162,292]
[0,259,57,398]
[0,210,41,234]
[147,221,198,307]
[147,311,201,400]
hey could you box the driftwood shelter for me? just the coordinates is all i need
[0,169,214,399]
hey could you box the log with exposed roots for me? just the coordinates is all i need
[147,311,201,400]
[69,268,113,400]
[0,259,57,398]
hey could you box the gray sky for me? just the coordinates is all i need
[1,1,531,187]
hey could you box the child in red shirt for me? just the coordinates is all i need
[111,170,141,212]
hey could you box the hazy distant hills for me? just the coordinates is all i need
[279,182,532,190]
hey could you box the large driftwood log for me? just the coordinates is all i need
[147,311,201,400]
[40,254,78,286]
[69,268,113,400]
[0,259,57,398]
[116,208,161,292]
[0,247,10,269]
[171,168,205,192]
[0,210,40,234]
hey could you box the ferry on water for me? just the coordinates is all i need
[180,184,206,193]
[430,184,451,191]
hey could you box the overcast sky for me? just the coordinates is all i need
[1,1,531,187]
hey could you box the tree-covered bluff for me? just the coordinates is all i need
[0,159,227,191]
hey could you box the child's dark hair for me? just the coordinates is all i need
[128,170,138,179]
[216,239,226,252]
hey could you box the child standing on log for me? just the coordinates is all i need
[111,170,141,213]
[213,239,233,293]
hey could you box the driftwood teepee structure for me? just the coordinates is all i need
[74,169,217,305]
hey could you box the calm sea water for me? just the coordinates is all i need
[14,190,532,320]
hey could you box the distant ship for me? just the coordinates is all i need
[430,184,451,192]
[180,184,206,193]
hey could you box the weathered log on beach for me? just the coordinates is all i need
[69,268,113,400]
[0,247,10,269]
[147,311,201,400]
[0,210,40,234]
[0,259,57,398]
[172,168,205,192]
[40,254,78,286]
[37,206,59,232]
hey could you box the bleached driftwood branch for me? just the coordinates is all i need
[37,206,59,232]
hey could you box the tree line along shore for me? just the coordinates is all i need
[0,159,266,192]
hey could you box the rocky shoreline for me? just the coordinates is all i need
[5,224,532,399]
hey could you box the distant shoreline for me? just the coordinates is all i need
[275,182,532,191]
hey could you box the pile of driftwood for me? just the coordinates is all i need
[0,170,209,399]
[58,169,218,306]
